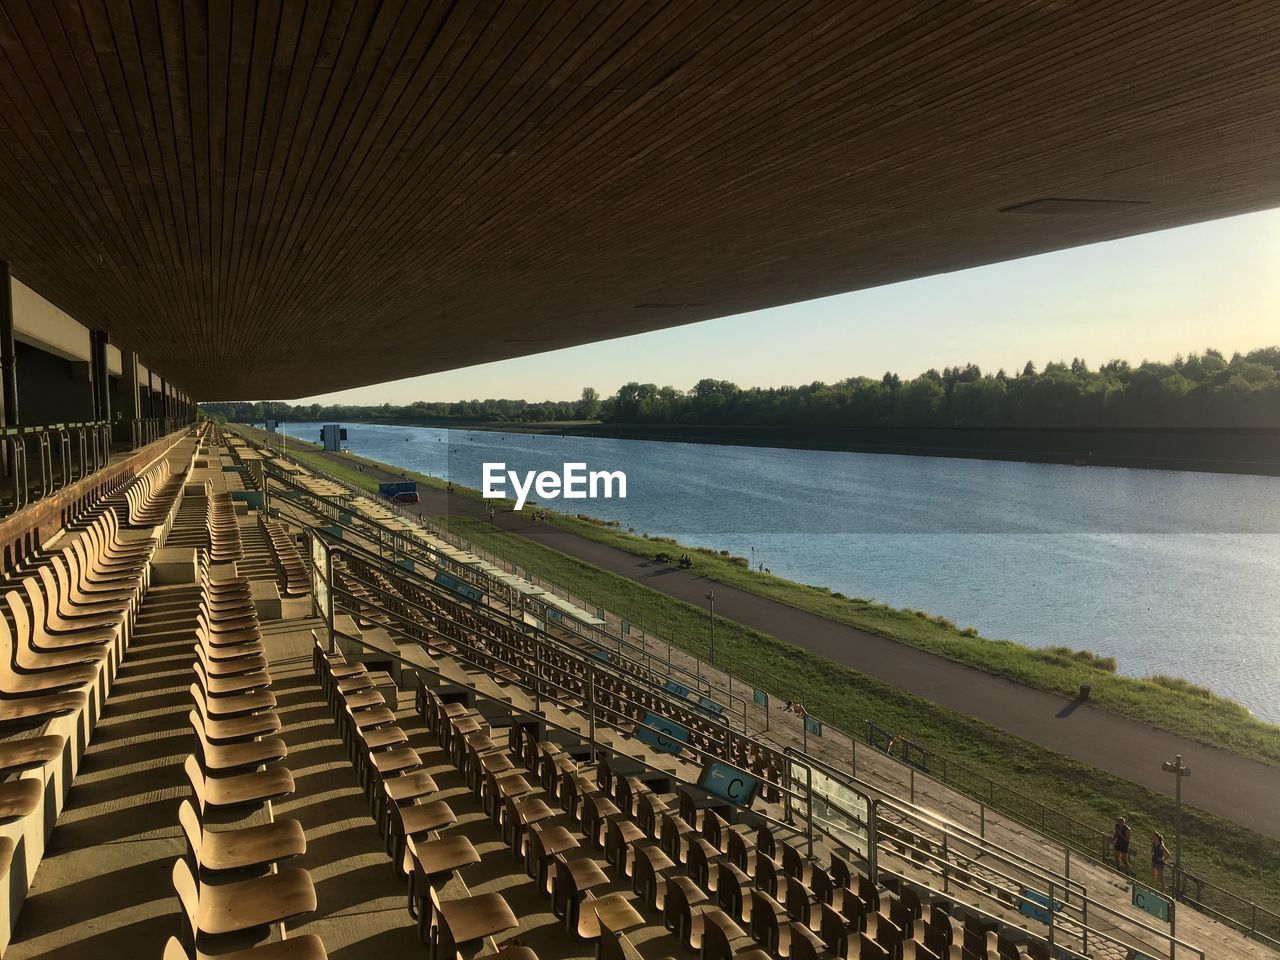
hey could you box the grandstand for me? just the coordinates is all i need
[8,419,1259,960]
[0,4,1279,958]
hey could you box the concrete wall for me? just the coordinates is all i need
[15,342,94,425]
[9,279,90,362]
[6,278,169,427]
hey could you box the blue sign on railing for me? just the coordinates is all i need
[230,490,262,509]
[665,679,691,698]
[621,621,631,635]
[434,571,484,602]
[698,761,761,807]
[593,650,611,662]
[1133,886,1172,923]
[804,715,822,736]
[753,689,768,707]
[636,713,688,755]
[698,695,726,717]
[1018,887,1063,924]
[395,558,415,573]
[317,526,344,540]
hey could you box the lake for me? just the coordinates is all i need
[279,421,1280,722]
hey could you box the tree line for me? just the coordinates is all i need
[201,346,1280,430]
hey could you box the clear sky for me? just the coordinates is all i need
[294,207,1280,404]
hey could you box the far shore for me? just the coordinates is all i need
[304,417,1280,477]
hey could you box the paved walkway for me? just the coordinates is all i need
[312,448,1280,841]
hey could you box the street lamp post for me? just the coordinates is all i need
[1161,754,1191,896]
[705,590,716,665]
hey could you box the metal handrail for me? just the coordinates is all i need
[313,533,808,845]
[322,536,760,765]
[796,749,1205,960]
[257,455,752,723]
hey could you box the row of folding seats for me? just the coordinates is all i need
[334,554,788,799]
[413,665,1051,960]
[260,517,308,596]
[114,458,184,527]
[312,642,542,960]
[166,561,326,960]
[208,492,244,563]
[0,504,152,925]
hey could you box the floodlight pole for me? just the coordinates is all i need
[1161,754,1190,896]
[705,590,716,666]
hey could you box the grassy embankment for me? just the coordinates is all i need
[267,431,1280,770]
[253,431,1280,923]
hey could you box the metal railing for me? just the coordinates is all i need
[258,460,753,725]
[1,421,111,515]
[797,748,1208,960]
[315,523,1203,960]
[312,531,809,845]
[0,417,188,518]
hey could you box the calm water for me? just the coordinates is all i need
[279,422,1280,722]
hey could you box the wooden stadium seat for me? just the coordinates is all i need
[189,709,287,773]
[184,754,294,817]
[0,734,64,776]
[0,596,102,691]
[164,933,329,960]
[195,642,268,678]
[189,685,281,742]
[26,570,124,644]
[0,778,43,824]
[526,823,579,895]
[426,886,518,955]
[575,891,644,941]
[193,659,272,698]
[172,857,316,944]
[178,799,305,875]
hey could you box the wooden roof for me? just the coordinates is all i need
[0,1,1278,398]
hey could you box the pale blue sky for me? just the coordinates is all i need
[296,208,1280,404]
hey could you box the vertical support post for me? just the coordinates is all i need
[90,329,111,428]
[325,546,336,654]
[867,800,879,876]
[0,261,18,427]
[1162,754,1190,899]
[942,833,949,893]
[805,762,814,857]
[587,669,597,761]
[1047,880,1055,947]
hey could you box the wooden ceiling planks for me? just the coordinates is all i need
[0,0,1277,398]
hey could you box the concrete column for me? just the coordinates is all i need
[121,351,141,420]
[90,329,110,423]
[0,262,17,427]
